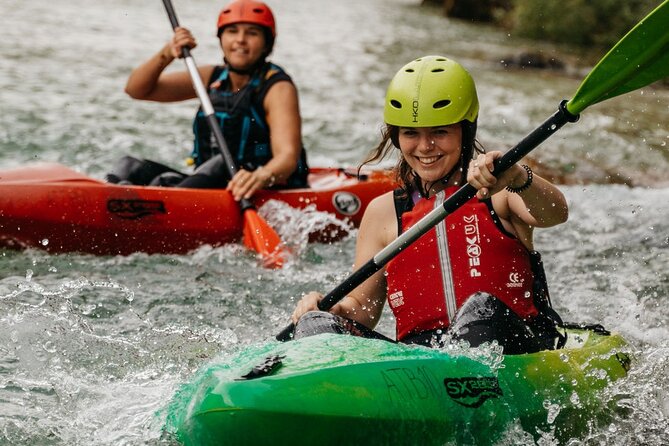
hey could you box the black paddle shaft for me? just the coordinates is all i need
[276,101,579,341]
[162,0,255,211]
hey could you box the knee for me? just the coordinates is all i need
[293,311,346,340]
[448,292,543,354]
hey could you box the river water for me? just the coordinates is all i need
[1,0,668,444]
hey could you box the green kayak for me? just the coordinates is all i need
[164,327,631,445]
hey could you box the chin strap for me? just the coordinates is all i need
[414,165,462,199]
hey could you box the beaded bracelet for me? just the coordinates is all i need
[505,164,533,193]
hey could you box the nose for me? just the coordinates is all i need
[233,31,248,44]
[419,135,436,151]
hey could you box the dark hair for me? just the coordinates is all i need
[359,121,484,193]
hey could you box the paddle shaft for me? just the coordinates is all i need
[162,0,254,212]
[275,102,579,341]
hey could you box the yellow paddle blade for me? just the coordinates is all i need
[242,209,287,269]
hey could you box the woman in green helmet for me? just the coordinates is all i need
[290,56,569,353]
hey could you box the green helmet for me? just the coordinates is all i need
[384,55,479,127]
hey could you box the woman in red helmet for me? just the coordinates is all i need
[116,0,308,200]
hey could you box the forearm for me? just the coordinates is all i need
[335,293,385,330]
[507,167,568,228]
[125,44,174,99]
[291,289,384,329]
[261,149,300,185]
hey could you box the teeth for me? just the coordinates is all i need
[419,156,439,164]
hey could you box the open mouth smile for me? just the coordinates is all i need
[415,155,442,166]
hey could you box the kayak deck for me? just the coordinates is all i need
[164,329,631,445]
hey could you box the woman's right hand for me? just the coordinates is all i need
[291,292,324,324]
[169,27,197,58]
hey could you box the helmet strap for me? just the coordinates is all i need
[414,164,460,199]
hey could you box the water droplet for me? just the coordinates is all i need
[570,391,580,406]
[41,238,49,246]
[543,400,561,424]
[43,341,57,354]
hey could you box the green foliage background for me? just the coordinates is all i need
[424,0,661,48]
[510,0,660,47]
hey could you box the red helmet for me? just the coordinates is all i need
[216,0,276,37]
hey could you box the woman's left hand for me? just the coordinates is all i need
[227,166,276,201]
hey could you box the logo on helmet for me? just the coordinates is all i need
[412,100,419,123]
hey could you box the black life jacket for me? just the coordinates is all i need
[192,62,309,187]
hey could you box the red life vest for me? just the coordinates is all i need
[386,187,540,341]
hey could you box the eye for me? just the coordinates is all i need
[247,26,263,36]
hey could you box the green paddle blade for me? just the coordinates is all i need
[567,0,669,115]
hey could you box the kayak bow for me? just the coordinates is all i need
[164,327,631,445]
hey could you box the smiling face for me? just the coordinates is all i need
[220,23,268,70]
[398,123,463,187]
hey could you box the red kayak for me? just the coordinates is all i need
[0,163,396,256]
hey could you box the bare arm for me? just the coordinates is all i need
[227,80,304,200]
[124,27,214,102]
[468,151,569,248]
[291,192,397,329]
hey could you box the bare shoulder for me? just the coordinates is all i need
[359,191,398,246]
[364,191,395,217]
[264,79,298,101]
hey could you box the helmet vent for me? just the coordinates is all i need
[390,100,402,109]
[432,68,445,73]
[405,69,415,73]
[433,100,451,109]
[253,8,264,13]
